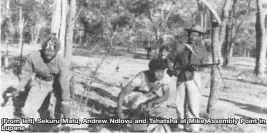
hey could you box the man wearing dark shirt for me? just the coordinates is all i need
[174,25,207,132]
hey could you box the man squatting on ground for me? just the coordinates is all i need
[117,59,172,132]
[16,35,71,127]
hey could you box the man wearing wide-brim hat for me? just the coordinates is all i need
[173,24,209,132]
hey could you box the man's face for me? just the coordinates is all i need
[153,70,164,80]
[191,32,200,44]
[161,49,169,59]
[43,48,56,61]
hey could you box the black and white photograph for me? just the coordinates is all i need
[1,0,267,132]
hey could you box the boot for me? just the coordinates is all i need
[62,101,72,118]
[61,101,72,131]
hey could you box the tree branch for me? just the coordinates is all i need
[73,6,84,23]
[229,0,252,45]
[199,0,221,24]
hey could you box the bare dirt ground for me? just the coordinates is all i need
[1,44,267,132]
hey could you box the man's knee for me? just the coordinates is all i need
[22,105,39,118]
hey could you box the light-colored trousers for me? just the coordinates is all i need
[21,80,58,119]
[176,72,201,132]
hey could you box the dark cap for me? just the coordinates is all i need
[149,59,167,70]
[41,37,61,52]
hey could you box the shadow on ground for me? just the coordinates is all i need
[224,77,267,88]
[234,113,254,119]
[203,95,267,115]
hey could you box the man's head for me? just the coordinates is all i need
[149,59,167,80]
[159,45,169,59]
[190,32,201,44]
[185,25,205,45]
[41,35,61,61]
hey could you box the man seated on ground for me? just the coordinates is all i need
[117,59,171,132]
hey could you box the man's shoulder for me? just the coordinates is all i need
[26,51,42,60]
[28,50,41,56]
[54,53,68,66]
[135,71,147,79]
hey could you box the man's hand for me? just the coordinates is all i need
[150,81,161,93]
[139,103,147,112]
[117,107,125,119]
[13,88,24,97]
[146,102,154,110]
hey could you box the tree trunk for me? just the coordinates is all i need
[4,39,9,69]
[244,48,247,57]
[18,7,23,49]
[247,50,250,57]
[19,6,25,67]
[220,0,233,66]
[229,44,233,57]
[207,22,222,116]
[2,0,10,70]
[58,0,68,55]
[64,0,76,65]
[79,31,82,45]
[223,24,230,66]
[51,0,62,36]
[254,0,266,77]
[223,0,237,67]
[51,0,69,55]
[219,0,232,39]
[109,32,116,53]
[197,1,208,35]
[1,0,10,25]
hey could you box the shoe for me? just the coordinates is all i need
[173,127,186,132]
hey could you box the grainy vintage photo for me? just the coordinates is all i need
[1,0,267,132]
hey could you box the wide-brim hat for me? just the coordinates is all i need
[185,25,206,34]
[41,37,61,52]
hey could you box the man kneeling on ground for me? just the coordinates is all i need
[117,59,171,132]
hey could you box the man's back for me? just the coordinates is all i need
[123,70,169,109]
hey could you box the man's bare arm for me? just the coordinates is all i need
[117,74,143,119]
[146,84,170,107]
[18,55,33,91]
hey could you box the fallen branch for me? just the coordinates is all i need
[76,46,114,108]
[73,70,120,87]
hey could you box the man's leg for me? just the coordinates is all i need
[185,72,201,132]
[176,81,186,130]
[22,81,54,119]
